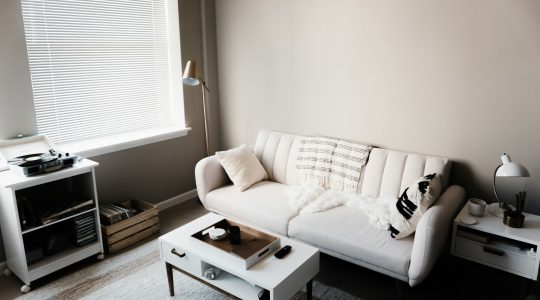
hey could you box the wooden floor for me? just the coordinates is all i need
[1,198,539,300]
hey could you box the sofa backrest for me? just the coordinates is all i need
[253,129,303,185]
[360,148,451,198]
[253,129,451,198]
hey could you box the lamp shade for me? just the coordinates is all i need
[182,60,200,86]
[496,154,530,177]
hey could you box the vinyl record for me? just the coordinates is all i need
[8,153,57,167]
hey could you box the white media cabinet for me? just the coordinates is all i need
[0,159,104,293]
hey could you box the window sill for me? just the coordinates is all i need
[60,126,191,158]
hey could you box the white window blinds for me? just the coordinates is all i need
[21,0,182,145]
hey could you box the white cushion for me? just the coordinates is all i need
[205,181,299,235]
[389,174,442,239]
[289,206,414,277]
[216,144,268,192]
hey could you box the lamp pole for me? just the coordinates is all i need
[492,163,509,217]
[182,60,211,157]
[200,81,210,156]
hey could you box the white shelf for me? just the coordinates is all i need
[22,207,96,235]
[29,241,102,282]
[0,159,99,190]
[0,158,104,287]
[454,207,540,246]
[199,268,264,299]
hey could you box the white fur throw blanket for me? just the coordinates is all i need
[287,184,396,230]
[296,136,372,193]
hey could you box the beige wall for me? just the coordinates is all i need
[215,1,540,212]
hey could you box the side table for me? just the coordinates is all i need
[451,205,540,280]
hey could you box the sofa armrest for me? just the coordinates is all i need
[195,155,229,207]
[408,185,466,286]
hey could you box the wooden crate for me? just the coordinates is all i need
[101,200,160,254]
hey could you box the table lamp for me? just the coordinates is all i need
[182,60,211,156]
[488,153,530,217]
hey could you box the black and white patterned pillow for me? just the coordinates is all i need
[389,173,441,239]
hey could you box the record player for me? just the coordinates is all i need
[0,135,79,176]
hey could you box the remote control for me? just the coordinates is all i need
[274,245,292,259]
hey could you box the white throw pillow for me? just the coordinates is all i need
[216,144,268,192]
[389,173,442,239]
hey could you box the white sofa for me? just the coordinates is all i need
[195,129,466,287]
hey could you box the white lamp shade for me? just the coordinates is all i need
[182,60,200,86]
[496,154,530,177]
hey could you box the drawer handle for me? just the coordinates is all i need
[483,246,504,256]
[171,248,186,258]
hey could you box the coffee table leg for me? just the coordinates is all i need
[166,262,174,296]
[306,279,313,300]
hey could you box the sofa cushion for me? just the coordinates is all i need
[205,181,298,235]
[288,206,414,277]
[216,144,268,191]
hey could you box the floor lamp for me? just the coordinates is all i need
[182,60,211,156]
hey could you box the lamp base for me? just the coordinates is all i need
[488,203,505,218]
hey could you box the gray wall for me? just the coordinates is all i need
[215,1,540,212]
[0,0,37,139]
[0,0,218,263]
[93,0,220,204]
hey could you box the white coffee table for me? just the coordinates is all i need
[159,213,319,299]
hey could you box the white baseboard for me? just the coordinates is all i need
[156,189,198,211]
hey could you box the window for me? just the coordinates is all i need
[20,0,186,156]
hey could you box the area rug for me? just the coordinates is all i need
[16,239,359,300]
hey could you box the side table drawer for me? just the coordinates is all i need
[160,241,201,275]
[455,236,536,278]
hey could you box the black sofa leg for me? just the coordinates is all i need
[394,279,407,300]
